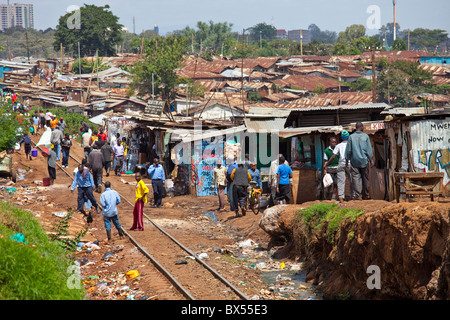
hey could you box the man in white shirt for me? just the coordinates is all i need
[324,131,353,203]
[268,153,288,206]
[113,143,124,176]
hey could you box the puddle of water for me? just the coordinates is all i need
[261,270,322,300]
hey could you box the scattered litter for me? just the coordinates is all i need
[10,233,27,244]
[126,270,140,280]
[238,239,258,249]
[175,259,187,265]
[198,253,209,260]
[53,212,68,218]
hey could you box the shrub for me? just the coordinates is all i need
[296,203,364,245]
[0,201,85,300]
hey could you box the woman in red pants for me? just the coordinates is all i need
[130,172,149,231]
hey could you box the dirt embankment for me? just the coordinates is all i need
[266,200,450,300]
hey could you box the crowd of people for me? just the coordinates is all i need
[323,122,374,203]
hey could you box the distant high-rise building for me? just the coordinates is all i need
[153,24,159,35]
[288,29,311,44]
[0,3,34,31]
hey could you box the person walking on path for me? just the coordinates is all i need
[61,133,72,168]
[100,181,124,241]
[276,155,293,204]
[230,163,252,217]
[71,164,99,219]
[82,129,92,159]
[346,122,374,200]
[131,172,149,231]
[226,161,237,211]
[147,157,165,208]
[42,147,56,185]
[325,131,353,203]
[113,141,124,176]
[268,154,288,206]
[50,126,63,161]
[32,113,40,136]
[19,132,32,161]
[101,141,114,177]
[88,144,105,193]
[212,159,227,211]
[323,137,339,200]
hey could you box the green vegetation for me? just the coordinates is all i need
[50,210,88,251]
[0,102,27,151]
[54,4,123,57]
[0,201,85,300]
[297,203,364,245]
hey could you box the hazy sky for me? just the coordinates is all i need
[24,0,450,36]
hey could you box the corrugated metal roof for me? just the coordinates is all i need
[244,117,287,132]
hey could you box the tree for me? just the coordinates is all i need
[350,78,373,92]
[376,23,401,47]
[0,102,27,151]
[308,24,337,44]
[129,35,187,100]
[53,4,123,57]
[250,23,277,43]
[391,39,407,50]
[409,28,448,53]
[176,21,234,55]
[336,24,366,44]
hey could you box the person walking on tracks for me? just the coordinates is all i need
[212,159,227,211]
[71,164,99,221]
[230,162,252,217]
[42,147,57,185]
[88,144,105,193]
[113,141,124,176]
[100,181,124,241]
[61,133,72,168]
[131,172,149,231]
[147,157,165,208]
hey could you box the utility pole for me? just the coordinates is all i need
[60,43,64,73]
[393,0,397,42]
[371,45,377,103]
[78,42,82,103]
[241,28,246,120]
[407,29,410,51]
[300,29,303,55]
[25,29,30,63]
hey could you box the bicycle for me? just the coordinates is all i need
[247,181,262,215]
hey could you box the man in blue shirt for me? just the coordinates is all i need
[71,164,99,218]
[346,122,374,200]
[100,181,124,241]
[147,157,165,207]
[276,155,293,204]
[248,163,262,188]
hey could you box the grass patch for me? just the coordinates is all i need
[296,203,364,245]
[0,201,85,300]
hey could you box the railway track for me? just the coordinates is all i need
[31,138,249,300]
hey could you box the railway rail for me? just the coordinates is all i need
[31,139,249,300]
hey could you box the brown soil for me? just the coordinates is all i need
[287,199,450,300]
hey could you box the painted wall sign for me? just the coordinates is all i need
[410,118,450,189]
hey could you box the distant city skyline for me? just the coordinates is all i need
[14,0,450,36]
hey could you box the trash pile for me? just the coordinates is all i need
[82,270,151,300]
[190,237,322,300]
[76,243,152,300]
